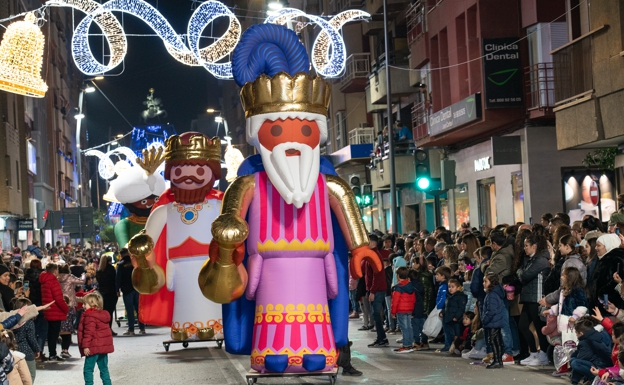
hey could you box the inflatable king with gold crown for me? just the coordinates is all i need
[130,133,228,343]
[199,24,382,374]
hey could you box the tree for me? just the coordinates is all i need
[582,148,620,171]
[100,225,116,243]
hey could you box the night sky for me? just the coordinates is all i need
[82,0,227,148]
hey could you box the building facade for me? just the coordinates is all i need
[0,0,89,250]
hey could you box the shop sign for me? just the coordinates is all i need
[17,219,34,231]
[474,157,491,172]
[429,93,482,136]
[491,136,522,165]
[482,38,523,108]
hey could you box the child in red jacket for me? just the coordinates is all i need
[391,267,416,354]
[78,292,114,385]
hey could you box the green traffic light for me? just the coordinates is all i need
[417,177,430,190]
[355,196,362,204]
[364,196,371,205]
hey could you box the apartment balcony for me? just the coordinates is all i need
[525,62,555,120]
[553,32,594,105]
[340,53,371,93]
[407,1,425,45]
[362,20,384,36]
[371,153,415,190]
[330,0,364,13]
[365,0,410,17]
[367,64,413,104]
[411,100,429,141]
[348,126,375,145]
[366,84,386,112]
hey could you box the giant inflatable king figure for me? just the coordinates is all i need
[111,146,166,248]
[130,133,227,342]
[198,24,382,373]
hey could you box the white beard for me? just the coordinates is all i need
[259,142,320,208]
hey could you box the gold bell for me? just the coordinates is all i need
[0,13,48,98]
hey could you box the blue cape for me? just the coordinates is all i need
[222,155,350,354]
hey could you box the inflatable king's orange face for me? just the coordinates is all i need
[257,118,321,156]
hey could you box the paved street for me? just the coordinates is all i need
[37,304,572,385]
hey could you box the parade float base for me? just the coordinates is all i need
[245,367,338,385]
[162,338,224,351]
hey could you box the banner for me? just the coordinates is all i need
[482,38,523,109]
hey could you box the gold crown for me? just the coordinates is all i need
[240,72,331,118]
[164,135,221,162]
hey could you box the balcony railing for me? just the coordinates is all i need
[340,53,370,90]
[407,1,425,45]
[348,126,375,145]
[553,36,593,103]
[525,62,555,110]
[411,100,429,140]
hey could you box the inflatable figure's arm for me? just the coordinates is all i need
[324,253,339,299]
[325,175,382,278]
[199,175,255,304]
[245,253,263,300]
[127,206,167,294]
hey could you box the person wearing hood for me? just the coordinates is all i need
[517,232,551,366]
[569,317,612,385]
[481,273,506,369]
[39,263,69,362]
[115,249,145,336]
[391,267,416,353]
[484,231,514,280]
[588,234,624,314]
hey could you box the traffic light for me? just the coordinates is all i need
[361,184,373,207]
[349,174,362,205]
[414,149,431,191]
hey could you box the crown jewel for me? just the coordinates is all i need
[164,135,221,162]
[240,72,331,118]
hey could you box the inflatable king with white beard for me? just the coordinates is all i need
[198,24,382,374]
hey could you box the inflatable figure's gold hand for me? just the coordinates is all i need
[199,214,249,304]
[128,230,165,294]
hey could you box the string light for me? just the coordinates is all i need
[48,0,240,78]
[265,8,369,77]
[47,0,367,79]
[0,13,48,97]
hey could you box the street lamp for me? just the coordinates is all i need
[74,77,101,207]
[206,108,215,113]
[268,0,283,10]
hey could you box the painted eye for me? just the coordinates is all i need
[197,168,205,176]
[271,125,283,136]
[174,168,182,176]
[141,199,148,205]
[301,125,312,137]
[154,197,159,202]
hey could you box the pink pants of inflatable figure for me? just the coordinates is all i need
[245,172,338,373]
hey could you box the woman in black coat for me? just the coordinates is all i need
[588,234,624,314]
[95,254,118,335]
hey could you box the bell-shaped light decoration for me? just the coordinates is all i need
[0,13,48,98]
[224,144,245,182]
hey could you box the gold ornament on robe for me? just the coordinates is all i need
[128,230,165,294]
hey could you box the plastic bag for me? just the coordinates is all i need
[423,308,443,338]
[553,344,576,370]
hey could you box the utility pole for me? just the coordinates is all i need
[383,0,398,234]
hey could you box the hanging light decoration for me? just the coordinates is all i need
[224,144,244,182]
[0,12,48,97]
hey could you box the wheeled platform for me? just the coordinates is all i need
[162,339,224,352]
[245,368,338,385]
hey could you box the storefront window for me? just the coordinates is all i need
[563,170,616,222]
[478,178,497,228]
[440,199,450,229]
[454,183,470,230]
[512,172,524,223]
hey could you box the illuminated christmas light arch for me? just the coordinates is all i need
[47,0,369,79]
